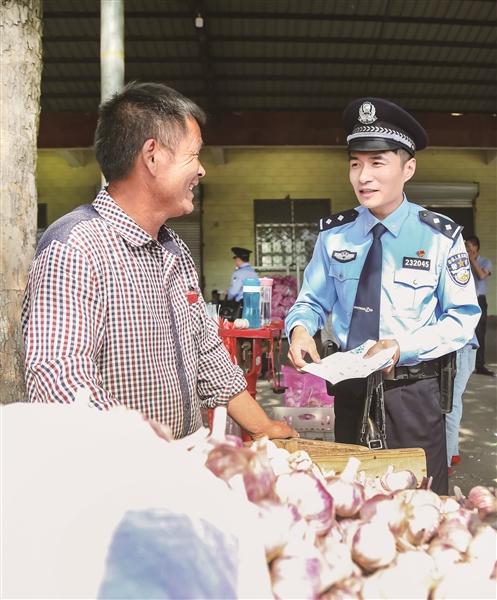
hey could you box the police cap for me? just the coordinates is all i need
[231,247,251,261]
[343,97,428,156]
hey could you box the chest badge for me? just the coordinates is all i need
[332,249,357,263]
[447,253,470,286]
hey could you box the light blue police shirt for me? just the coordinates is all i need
[226,263,258,302]
[285,199,481,366]
[473,255,492,296]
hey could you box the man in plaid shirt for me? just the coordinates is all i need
[22,82,296,441]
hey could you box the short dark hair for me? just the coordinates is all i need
[94,81,207,182]
[392,148,414,164]
[465,235,480,250]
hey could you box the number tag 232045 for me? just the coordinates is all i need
[402,257,431,271]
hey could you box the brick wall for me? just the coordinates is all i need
[36,147,497,313]
[37,149,100,223]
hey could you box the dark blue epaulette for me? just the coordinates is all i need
[319,208,359,232]
[418,209,463,240]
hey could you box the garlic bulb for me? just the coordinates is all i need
[265,444,293,477]
[206,440,275,502]
[337,518,361,550]
[275,471,335,535]
[271,554,322,600]
[435,519,473,553]
[428,539,462,577]
[466,525,497,579]
[398,488,442,510]
[359,493,407,536]
[404,503,440,545]
[395,549,436,587]
[271,523,327,600]
[318,536,359,590]
[351,521,397,571]
[439,495,461,515]
[288,450,314,472]
[431,562,497,599]
[256,500,301,561]
[326,457,364,518]
[468,485,497,517]
[380,465,418,492]
[320,575,363,599]
[362,474,389,500]
[361,562,433,600]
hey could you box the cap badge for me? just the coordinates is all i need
[358,101,377,124]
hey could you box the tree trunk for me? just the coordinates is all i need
[0,0,43,403]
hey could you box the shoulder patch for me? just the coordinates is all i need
[447,253,471,286]
[418,210,462,240]
[319,209,359,232]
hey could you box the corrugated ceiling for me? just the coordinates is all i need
[41,0,497,114]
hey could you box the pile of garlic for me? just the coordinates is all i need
[204,434,497,599]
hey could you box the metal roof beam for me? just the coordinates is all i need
[41,91,493,103]
[42,56,496,70]
[42,10,496,29]
[37,111,497,148]
[41,74,494,87]
[43,34,496,50]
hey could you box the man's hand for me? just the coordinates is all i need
[251,418,299,441]
[288,325,321,369]
[227,390,298,440]
[364,338,400,375]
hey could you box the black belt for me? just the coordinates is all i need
[384,358,440,382]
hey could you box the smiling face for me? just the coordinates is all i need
[348,150,416,219]
[154,116,205,219]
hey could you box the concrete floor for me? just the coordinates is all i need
[454,316,497,493]
[449,362,497,494]
[257,322,497,496]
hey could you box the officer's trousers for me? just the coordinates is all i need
[333,376,448,496]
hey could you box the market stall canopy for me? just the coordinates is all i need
[39,0,497,147]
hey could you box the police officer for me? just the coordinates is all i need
[226,247,258,302]
[285,98,481,495]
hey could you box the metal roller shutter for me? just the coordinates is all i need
[168,185,203,288]
[405,182,478,208]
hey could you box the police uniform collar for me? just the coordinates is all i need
[362,197,409,238]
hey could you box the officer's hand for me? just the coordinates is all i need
[251,419,299,441]
[364,339,400,375]
[288,325,321,369]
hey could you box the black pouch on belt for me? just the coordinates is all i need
[322,340,339,396]
[359,371,388,450]
[439,351,457,414]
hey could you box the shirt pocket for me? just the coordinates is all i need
[329,262,361,308]
[392,268,438,316]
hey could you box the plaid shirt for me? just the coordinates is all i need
[22,190,246,438]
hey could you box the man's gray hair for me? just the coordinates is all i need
[94,81,206,182]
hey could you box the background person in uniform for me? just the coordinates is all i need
[22,82,296,442]
[285,97,480,495]
[226,247,258,302]
[465,235,494,377]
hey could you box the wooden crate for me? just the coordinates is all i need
[273,438,427,482]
